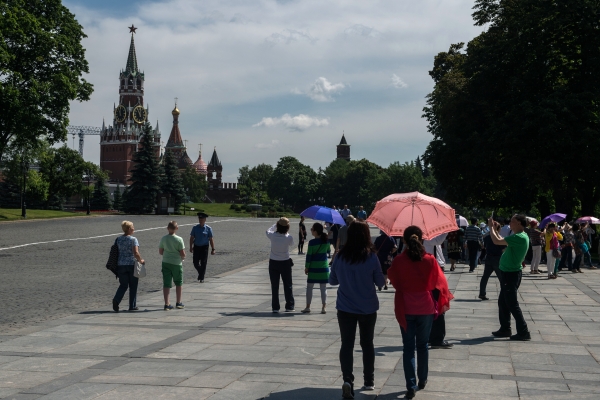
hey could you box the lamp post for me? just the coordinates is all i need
[86,172,92,216]
[21,156,28,218]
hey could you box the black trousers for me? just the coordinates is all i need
[337,310,377,387]
[467,241,480,271]
[268,259,294,311]
[428,313,446,345]
[428,290,446,344]
[498,270,528,334]
[193,245,209,280]
[479,254,501,297]
[559,246,573,270]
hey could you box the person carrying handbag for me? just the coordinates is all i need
[113,221,145,312]
[543,223,562,279]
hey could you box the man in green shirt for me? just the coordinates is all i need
[488,214,531,341]
[159,221,186,311]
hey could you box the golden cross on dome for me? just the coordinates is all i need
[174,97,178,107]
[129,24,137,34]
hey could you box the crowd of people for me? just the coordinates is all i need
[109,208,598,400]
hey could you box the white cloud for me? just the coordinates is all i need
[255,139,280,149]
[253,114,329,131]
[302,77,345,102]
[265,29,317,45]
[391,74,408,89]
[344,24,381,38]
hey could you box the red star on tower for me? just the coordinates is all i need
[128,24,137,34]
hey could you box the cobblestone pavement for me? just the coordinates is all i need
[0,215,282,333]
[0,255,600,399]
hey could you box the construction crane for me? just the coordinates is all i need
[66,126,102,157]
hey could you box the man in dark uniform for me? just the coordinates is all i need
[189,212,215,283]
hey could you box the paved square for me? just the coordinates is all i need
[1,255,600,399]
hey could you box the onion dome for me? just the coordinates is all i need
[193,151,208,175]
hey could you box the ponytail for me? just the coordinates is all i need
[312,223,328,243]
[403,225,425,262]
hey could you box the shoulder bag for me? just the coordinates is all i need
[106,238,119,278]
[551,234,561,259]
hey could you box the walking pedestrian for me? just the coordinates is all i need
[356,206,367,221]
[302,223,330,314]
[479,227,505,300]
[387,226,453,399]
[374,230,398,291]
[464,218,483,272]
[298,216,307,254]
[544,223,562,279]
[159,221,186,311]
[489,214,531,341]
[446,230,461,271]
[340,205,352,219]
[423,233,453,349]
[266,217,295,313]
[580,223,596,269]
[526,221,543,274]
[329,221,385,399]
[112,220,144,312]
[189,212,215,283]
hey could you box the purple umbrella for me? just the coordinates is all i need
[539,213,567,229]
[300,205,346,225]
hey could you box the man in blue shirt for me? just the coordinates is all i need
[340,205,352,219]
[189,212,215,283]
[356,206,367,220]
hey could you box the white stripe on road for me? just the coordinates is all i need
[0,218,262,252]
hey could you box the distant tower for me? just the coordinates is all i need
[336,132,350,160]
[100,25,160,183]
[164,100,192,170]
[207,147,222,190]
[192,144,208,177]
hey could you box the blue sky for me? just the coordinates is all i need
[66,0,483,182]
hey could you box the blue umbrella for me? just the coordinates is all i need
[539,213,567,229]
[300,205,346,225]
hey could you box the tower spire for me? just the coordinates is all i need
[125,26,139,73]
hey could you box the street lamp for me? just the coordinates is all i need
[86,172,92,215]
[21,156,28,218]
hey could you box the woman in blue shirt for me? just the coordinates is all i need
[329,221,385,399]
[113,220,145,312]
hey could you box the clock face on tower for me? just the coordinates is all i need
[115,105,127,123]
[132,105,147,124]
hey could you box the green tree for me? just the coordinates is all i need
[424,0,600,216]
[238,163,273,203]
[0,0,93,162]
[267,156,319,209]
[91,172,111,210]
[161,150,185,212]
[123,124,161,214]
[39,145,87,208]
[112,183,123,211]
[181,166,208,203]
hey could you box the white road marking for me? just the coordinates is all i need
[0,218,270,252]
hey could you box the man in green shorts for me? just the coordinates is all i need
[488,214,531,341]
[159,221,186,310]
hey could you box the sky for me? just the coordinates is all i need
[65,0,484,183]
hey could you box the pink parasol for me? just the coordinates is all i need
[366,192,458,240]
[575,216,600,225]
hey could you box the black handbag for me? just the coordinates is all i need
[106,238,119,278]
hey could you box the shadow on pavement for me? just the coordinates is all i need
[265,387,379,399]
[454,336,498,345]
[219,312,298,318]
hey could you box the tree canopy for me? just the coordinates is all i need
[0,0,93,162]
[161,150,185,212]
[423,0,600,217]
[267,156,318,208]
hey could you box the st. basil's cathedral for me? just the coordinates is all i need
[99,26,237,201]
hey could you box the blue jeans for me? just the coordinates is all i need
[583,251,593,267]
[400,314,434,391]
[113,265,138,310]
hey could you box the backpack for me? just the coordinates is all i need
[106,238,119,278]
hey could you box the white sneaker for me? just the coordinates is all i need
[362,385,375,390]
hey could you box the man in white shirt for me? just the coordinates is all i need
[423,233,447,272]
[499,218,513,238]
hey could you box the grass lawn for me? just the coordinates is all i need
[181,202,299,218]
[0,208,84,222]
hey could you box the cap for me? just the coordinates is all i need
[479,223,486,228]
[197,212,208,218]
[277,217,290,227]
[529,220,538,226]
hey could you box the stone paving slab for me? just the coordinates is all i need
[1,256,600,399]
